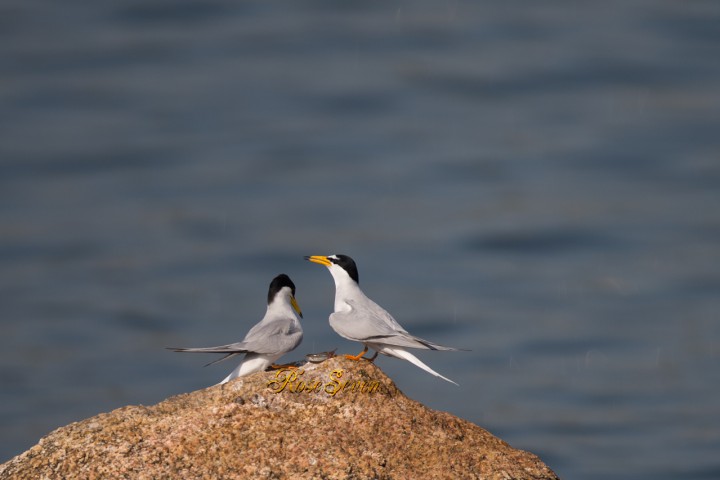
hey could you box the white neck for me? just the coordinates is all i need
[265,287,299,322]
[328,264,364,312]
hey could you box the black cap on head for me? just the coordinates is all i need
[268,274,296,304]
[329,254,359,284]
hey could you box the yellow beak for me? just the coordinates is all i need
[304,255,332,267]
[290,296,303,318]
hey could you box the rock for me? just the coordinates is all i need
[0,357,559,479]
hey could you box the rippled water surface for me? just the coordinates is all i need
[2,1,720,478]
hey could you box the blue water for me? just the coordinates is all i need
[2,1,720,478]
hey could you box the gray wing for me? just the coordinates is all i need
[167,342,252,354]
[336,298,461,351]
[168,317,303,357]
[364,332,462,351]
[240,317,303,355]
[165,343,249,367]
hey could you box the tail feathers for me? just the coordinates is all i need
[366,334,467,352]
[203,353,239,367]
[412,336,467,351]
[166,346,245,368]
[381,346,459,386]
[168,348,277,385]
[166,345,249,354]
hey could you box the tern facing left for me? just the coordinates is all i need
[305,254,463,385]
[168,274,303,385]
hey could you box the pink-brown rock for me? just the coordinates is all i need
[0,357,559,479]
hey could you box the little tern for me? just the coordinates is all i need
[305,254,462,385]
[168,274,303,384]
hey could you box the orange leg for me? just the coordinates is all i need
[345,345,368,361]
[270,363,298,370]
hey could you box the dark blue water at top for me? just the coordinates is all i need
[1,1,719,478]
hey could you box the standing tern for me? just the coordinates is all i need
[168,274,303,384]
[304,254,462,385]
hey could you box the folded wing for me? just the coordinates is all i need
[167,318,302,358]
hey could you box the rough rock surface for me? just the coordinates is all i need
[1,357,559,479]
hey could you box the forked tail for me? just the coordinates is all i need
[380,346,459,386]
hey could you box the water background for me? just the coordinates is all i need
[2,1,719,478]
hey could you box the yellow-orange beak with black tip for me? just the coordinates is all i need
[290,296,303,318]
[304,255,332,267]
